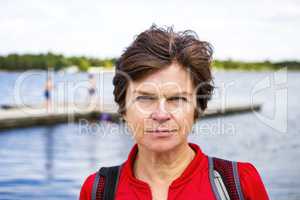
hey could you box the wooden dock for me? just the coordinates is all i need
[0,103,261,130]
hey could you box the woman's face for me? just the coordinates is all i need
[123,62,197,153]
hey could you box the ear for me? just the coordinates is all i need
[121,113,127,122]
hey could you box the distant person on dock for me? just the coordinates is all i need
[44,75,53,109]
[80,25,269,200]
[88,73,97,107]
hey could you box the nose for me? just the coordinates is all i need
[150,99,171,123]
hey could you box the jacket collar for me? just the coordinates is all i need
[122,143,207,188]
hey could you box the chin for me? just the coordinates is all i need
[141,138,183,153]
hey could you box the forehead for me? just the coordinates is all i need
[129,63,194,94]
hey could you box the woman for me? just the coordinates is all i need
[80,25,269,200]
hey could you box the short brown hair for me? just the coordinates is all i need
[113,25,214,120]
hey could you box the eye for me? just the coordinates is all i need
[136,95,156,101]
[167,96,188,102]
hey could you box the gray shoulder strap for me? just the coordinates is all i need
[208,156,229,200]
[92,171,101,200]
[232,161,244,200]
[208,157,245,200]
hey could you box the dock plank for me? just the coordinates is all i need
[0,103,261,130]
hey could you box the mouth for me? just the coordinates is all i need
[146,129,177,132]
[144,129,177,138]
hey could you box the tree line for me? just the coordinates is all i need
[0,53,299,71]
[0,53,116,71]
[213,60,300,71]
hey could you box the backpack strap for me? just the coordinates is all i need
[91,165,122,200]
[91,158,245,200]
[208,157,245,200]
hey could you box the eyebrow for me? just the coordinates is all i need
[133,90,192,96]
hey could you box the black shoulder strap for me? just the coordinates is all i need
[208,156,245,200]
[92,165,121,200]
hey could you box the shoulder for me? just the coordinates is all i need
[237,162,265,184]
[79,172,97,200]
[237,162,269,200]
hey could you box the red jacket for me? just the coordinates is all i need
[80,143,269,200]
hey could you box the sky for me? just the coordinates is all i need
[0,0,299,61]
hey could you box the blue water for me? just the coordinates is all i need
[0,70,299,200]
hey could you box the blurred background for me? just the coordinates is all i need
[0,0,299,199]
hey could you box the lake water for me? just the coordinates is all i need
[0,70,299,200]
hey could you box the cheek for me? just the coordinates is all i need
[173,109,195,135]
[125,106,146,140]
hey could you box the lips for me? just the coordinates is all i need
[145,129,177,138]
[147,129,177,133]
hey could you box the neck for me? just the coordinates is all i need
[133,142,196,185]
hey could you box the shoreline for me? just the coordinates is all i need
[2,66,300,73]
